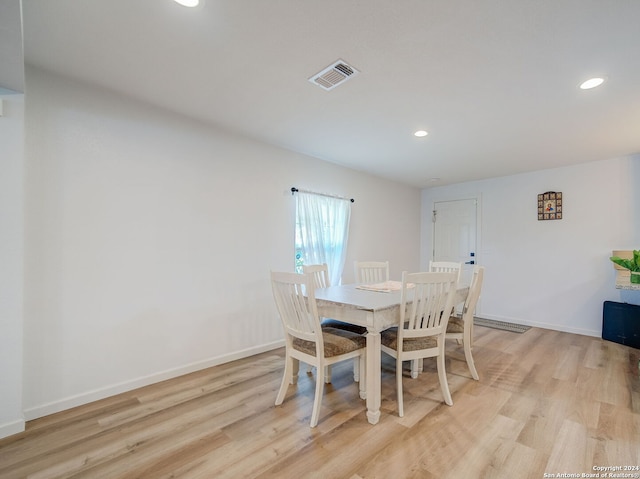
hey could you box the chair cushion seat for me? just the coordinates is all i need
[293,327,366,357]
[381,327,438,352]
[320,318,367,335]
[446,316,464,333]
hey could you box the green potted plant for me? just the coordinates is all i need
[610,250,640,284]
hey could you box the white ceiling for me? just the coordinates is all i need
[17,0,640,187]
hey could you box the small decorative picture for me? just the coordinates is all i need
[538,191,562,220]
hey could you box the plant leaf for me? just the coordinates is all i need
[610,256,635,271]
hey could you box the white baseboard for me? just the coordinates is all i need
[24,339,285,421]
[478,313,601,338]
[0,418,25,440]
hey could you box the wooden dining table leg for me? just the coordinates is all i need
[365,327,381,424]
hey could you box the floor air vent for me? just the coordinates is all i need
[308,60,359,91]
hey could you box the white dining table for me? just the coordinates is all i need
[314,282,468,425]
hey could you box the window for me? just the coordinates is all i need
[294,191,351,286]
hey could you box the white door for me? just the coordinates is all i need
[432,198,478,286]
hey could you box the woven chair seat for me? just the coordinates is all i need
[293,327,367,357]
[380,327,437,352]
[446,316,464,333]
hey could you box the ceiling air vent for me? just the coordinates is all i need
[308,60,359,91]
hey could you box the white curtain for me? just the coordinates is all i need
[295,191,351,286]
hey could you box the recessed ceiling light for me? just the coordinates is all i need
[174,0,199,7]
[414,130,428,137]
[579,77,605,90]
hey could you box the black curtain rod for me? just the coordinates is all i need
[291,187,354,203]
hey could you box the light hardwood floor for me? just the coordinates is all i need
[1,326,639,479]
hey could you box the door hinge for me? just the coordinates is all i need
[432,210,437,223]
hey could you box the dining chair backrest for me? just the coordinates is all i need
[429,261,463,283]
[270,271,322,347]
[400,271,458,339]
[303,263,331,288]
[354,260,389,283]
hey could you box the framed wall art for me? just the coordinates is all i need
[538,191,562,220]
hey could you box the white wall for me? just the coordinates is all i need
[421,156,640,337]
[10,65,637,437]
[0,94,25,438]
[19,66,421,422]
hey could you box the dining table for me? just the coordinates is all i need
[314,281,469,425]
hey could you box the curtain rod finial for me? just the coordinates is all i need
[291,187,298,195]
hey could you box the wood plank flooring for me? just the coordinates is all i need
[1,326,639,478]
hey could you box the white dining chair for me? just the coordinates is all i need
[304,263,367,335]
[446,266,484,380]
[302,263,366,382]
[354,260,389,284]
[303,263,331,289]
[429,260,463,319]
[271,271,366,427]
[405,260,465,378]
[429,260,462,283]
[380,271,458,417]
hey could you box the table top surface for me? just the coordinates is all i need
[314,283,469,311]
[314,284,404,311]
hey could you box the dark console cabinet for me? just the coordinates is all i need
[602,301,640,349]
